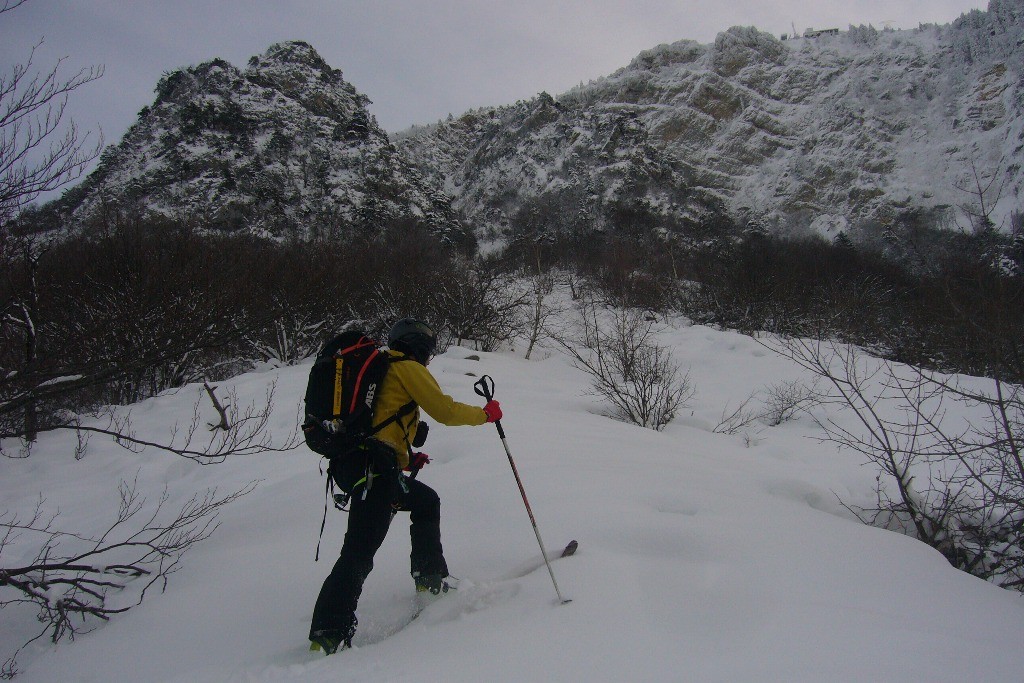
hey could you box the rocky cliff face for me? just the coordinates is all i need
[61,41,470,245]
[397,0,1024,243]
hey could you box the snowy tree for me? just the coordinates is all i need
[1,0,101,440]
[0,0,103,231]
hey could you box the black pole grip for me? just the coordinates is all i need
[474,375,495,401]
[474,375,506,439]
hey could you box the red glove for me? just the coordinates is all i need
[483,400,502,423]
[405,452,431,472]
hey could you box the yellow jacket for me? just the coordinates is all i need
[372,350,487,467]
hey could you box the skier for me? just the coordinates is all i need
[309,318,502,654]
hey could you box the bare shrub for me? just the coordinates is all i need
[522,266,567,360]
[761,378,820,426]
[769,335,1024,591]
[712,379,818,439]
[246,298,327,366]
[713,392,762,435]
[555,297,694,430]
[439,259,527,352]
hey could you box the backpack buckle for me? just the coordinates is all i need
[322,418,344,435]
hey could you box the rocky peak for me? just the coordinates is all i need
[245,41,364,123]
[257,40,333,72]
[711,26,787,77]
[53,43,469,245]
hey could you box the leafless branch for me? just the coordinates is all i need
[2,380,302,462]
[0,478,258,675]
[713,391,762,435]
[763,333,1024,590]
[0,26,104,225]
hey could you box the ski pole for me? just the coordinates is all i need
[474,375,570,604]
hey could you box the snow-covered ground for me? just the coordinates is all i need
[3,321,1023,682]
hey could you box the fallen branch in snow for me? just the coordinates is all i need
[0,478,258,678]
[203,382,230,431]
[2,380,301,463]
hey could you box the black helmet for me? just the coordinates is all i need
[388,318,437,363]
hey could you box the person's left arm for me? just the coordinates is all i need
[399,362,488,427]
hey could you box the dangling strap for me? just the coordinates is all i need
[316,459,331,561]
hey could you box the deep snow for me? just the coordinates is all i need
[3,321,1023,682]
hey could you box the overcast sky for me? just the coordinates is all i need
[1,0,987,150]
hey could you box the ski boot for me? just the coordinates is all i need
[413,572,452,596]
[309,629,352,656]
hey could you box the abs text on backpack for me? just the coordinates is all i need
[302,331,414,459]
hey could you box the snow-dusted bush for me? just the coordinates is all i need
[555,297,693,430]
[760,378,820,426]
[773,336,1024,591]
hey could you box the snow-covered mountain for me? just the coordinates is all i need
[52,2,1023,246]
[397,1,1024,241]
[59,41,471,245]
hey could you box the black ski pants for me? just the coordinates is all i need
[310,448,448,640]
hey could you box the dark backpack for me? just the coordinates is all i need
[301,331,414,459]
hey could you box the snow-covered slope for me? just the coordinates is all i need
[3,321,1023,682]
[398,1,1024,240]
